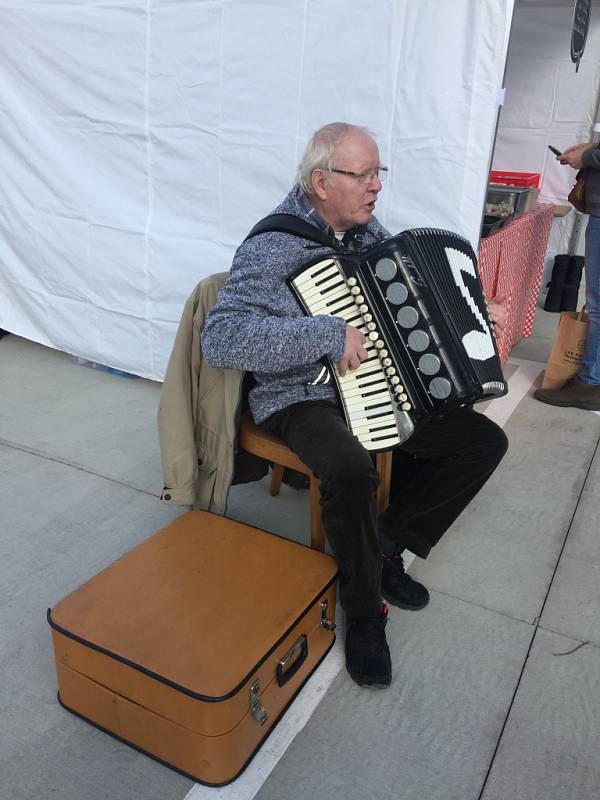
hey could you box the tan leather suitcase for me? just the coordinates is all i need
[48,511,338,786]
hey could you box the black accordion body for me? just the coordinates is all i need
[289,228,508,452]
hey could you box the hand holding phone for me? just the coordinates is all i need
[548,145,563,156]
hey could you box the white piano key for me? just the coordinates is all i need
[325,298,359,317]
[341,374,388,391]
[350,423,398,441]
[353,428,399,446]
[307,294,355,317]
[356,433,401,450]
[292,261,338,288]
[337,377,384,396]
[338,381,384,396]
[334,374,381,394]
[303,285,351,313]
[346,393,393,413]
[336,308,365,324]
[336,361,384,381]
[311,303,364,324]
[299,274,348,303]
[300,285,348,310]
[346,406,395,425]
[341,383,390,401]
[352,420,399,437]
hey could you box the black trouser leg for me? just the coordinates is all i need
[261,401,382,619]
[378,407,508,558]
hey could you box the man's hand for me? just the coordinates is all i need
[486,293,507,339]
[338,324,368,376]
[558,142,595,170]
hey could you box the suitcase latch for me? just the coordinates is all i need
[250,681,268,726]
[320,599,336,631]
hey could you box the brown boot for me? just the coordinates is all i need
[534,377,600,411]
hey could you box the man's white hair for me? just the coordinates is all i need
[297,122,374,195]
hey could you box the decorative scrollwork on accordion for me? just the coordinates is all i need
[289,228,508,451]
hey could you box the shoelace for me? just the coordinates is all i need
[383,553,405,574]
[359,607,388,654]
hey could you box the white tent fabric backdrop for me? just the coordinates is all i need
[0,0,509,380]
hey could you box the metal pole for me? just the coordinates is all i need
[478,0,517,247]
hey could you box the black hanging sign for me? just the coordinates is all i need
[571,0,592,72]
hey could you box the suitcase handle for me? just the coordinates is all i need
[276,634,308,687]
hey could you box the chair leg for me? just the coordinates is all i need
[270,464,284,496]
[309,477,326,552]
[375,451,393,514]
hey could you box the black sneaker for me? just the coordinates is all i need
[382,553,429,610]
[345,604,392,688]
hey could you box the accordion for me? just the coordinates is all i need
[289,227,508,452]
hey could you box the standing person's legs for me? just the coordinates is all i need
[535,214,600,408]
[378,407,508,559]
[580,214,600,385]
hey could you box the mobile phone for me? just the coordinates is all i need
[548,145,563,156]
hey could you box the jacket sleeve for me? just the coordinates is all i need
[582,147,600,171]
[201,240,347,374]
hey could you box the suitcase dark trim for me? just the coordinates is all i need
[47,575,337,703]
[56,632,336,787]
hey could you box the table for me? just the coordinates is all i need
[477,203,554,363]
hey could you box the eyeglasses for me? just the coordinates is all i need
[330,167,388,185]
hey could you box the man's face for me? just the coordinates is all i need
[314,131,383,231]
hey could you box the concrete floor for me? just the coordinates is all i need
[1,303,599,800]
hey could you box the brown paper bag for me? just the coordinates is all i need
[541,308,589,389]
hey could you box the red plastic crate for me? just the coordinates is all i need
[489,170,540,188]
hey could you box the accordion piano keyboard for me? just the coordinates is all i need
[291,260,413,451]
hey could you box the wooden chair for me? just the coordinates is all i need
[238,411,393,552]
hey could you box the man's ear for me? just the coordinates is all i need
[311,169,329,201]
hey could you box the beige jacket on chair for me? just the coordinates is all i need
[157,273,246,514]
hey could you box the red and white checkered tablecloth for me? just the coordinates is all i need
[477,204,554,363]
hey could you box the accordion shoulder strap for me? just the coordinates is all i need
[244,213,338,248]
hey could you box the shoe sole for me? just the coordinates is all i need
[347,669,392,688]
[382,590,430,611]
[533,392,600,411]
[535,397,600,411]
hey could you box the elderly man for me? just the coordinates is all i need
[202,122,508,688]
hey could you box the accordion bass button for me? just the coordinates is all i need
[368,331,379,341]
[350,285,360,295]
[375,340,385,349]
[386,367,396,376]
[397,306,419,328]
[375,257,397,281]
[386,282,409,305]
[419,353,441,375]
[429,377,452,399]
[347,277,358,287]
[382,358,392,367]
[354,295,365,305]
[407,330,429,352]
[379,349,388,358]
[390,376,400,386]
[398,393,408,402]
[401,402,412,411]
[359,304,369,314]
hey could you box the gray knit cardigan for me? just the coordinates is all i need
[201,185,390,423]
